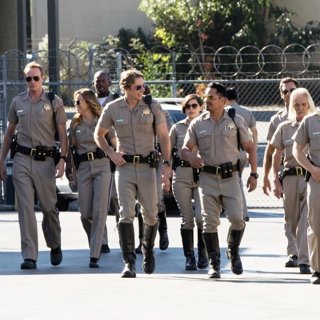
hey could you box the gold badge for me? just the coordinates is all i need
[43,104,51,111]
[227,122,235,130]
[142,109,151,117]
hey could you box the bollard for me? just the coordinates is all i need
[5,159,15,205]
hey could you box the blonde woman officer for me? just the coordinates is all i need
[170,94,208,270]
[69,88,112,268]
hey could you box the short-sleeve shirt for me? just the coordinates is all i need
[228,102,256,129]
[293,111,320,167]
[69,117,99,154]
[271,119,303,168]
[184,110,252,166]
[8,90,67,148]
[266,108,288,141]
[170,118,190,158]
[97,96,165,156]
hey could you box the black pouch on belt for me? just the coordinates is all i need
[220,162,233,179]
[33,146,47,161]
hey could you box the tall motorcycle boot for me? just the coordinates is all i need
[202,232,221,278]
[158,211,169,250]
[118,223,136,278]
[135,209,144,254]
[197,228,209,269]
[142,223,158,274]
[180,229,197,271]
[226,227,245,275]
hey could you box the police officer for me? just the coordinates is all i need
[293,94,320,284]
[181,82,257,279]
[94,69,171,278]
[262,77,300,268]
[170,94,209,270]
[0,62,68,269]
[271,88,314,275]
[93,69,120,254]
[69,88,112,268]
[225,87,258,221]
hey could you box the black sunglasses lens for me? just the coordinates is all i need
[25,76,40,82]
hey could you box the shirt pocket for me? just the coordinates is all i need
[310,136,320,151]
[114,119,131,138]
[197,129,212,151]
[139,114,154,134]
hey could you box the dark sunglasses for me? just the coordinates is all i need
[74,100,84,106]
[282,88,295,95]
[185,103,199,110]
[134,85,145,91]
[25,76,40,82]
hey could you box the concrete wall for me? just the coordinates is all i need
[0,0,18,54]
[275,0,320,26]
[31,0,153,50]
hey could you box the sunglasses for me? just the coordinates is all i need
[25,76,40,82]
[185,103,199,110]
[282,88,295,95]
[134,85,145,91]
[74,100,84,106]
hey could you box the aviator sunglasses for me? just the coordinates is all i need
[133,85,145,91]
[25,76,40,82]
[282,88,295,95]
[185,103,199,110]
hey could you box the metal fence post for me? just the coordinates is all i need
[172,51,176,97]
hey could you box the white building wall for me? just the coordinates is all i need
[31,0,153,49]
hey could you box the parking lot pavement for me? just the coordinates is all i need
[0,209,318,320]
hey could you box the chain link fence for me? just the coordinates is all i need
[1,43,320,208]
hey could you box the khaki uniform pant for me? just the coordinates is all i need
[307,177,320,272]
[115,163,158,226]
[13,153,61,261]
[282,175,309,265]
[199,172,245,233]
[172,166,202,230]
[78,159,112,259]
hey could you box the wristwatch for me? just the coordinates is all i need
[250,172,259,179]
[163,160,172,167]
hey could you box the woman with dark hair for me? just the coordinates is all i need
[69,88,113,268]
[170,94,208,270]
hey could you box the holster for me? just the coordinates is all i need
[10,134,18,159]
[148,150,160,168]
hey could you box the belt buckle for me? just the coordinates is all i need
[215,167,221,175]
[296,166,303,176]
[87,152,94,161]
[133,155,140,164]
[30,148,37,156]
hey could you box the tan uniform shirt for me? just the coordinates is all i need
[185,110,252,166]
[266,108,288,141]
[293,112,320,167]
[8,90,67,147]
[228,102,256,130]
[271,119,303,168]
[97,96,165,156]
[170,118,190,158]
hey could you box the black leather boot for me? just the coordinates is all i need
[135,207,143,254]
[118,223,136,278]
[226,227,245,275]
[181,228,197,270]
[197,228,209,269]
[202,232,221,278]
[158,211,169,250]
[142,223,158,274]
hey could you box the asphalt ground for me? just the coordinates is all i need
[0,208,318,320]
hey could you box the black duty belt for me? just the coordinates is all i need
[122,154,149,164]
[78,151,106,163]
[176,159,191,167]
[283,166,306,177]
[16,145,56,157]
[202,164,238,175]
